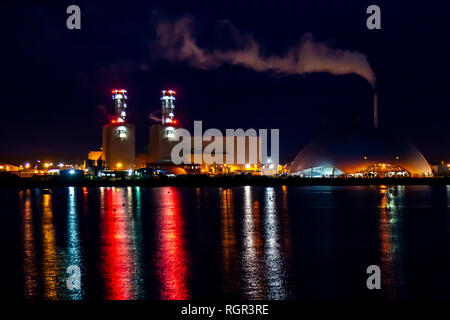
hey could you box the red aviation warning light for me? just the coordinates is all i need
[166,118,178,125]
[111,117,125,124]
[111,89,127,94]
[161,89,176,96]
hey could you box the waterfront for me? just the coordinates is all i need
[1,185,450,300]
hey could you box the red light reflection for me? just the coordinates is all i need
[155,187,190,299]
[100,188,136,300]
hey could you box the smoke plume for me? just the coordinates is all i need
[96,104,113,121]
[155,16,376,87]
[97,105,107,114]
[148,111,162,122]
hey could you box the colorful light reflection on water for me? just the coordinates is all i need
[154,187,190,300]
[20,190,38,298]
[11,185,450,300]
[99,187,140,300]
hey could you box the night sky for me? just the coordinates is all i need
[2,0,450,164]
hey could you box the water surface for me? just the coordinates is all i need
[1,185,450,300]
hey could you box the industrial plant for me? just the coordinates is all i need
[1,88,448,179]
[290,129,433,178]
[85,89,274,177]
[83,87,438,178]
[290,91,434,178]
[102,89,136,170]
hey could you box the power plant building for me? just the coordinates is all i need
[145,90,266,174]
[102,89,135,170]
[289,89,433,178]
[290,129,432,177]
[148,90,179,163]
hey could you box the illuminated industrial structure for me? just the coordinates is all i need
[111,89,128,122]
[161,89,177,138]
[290,129,433,177]
[0,164,20,172]
[147,90,180,163]
[144,90,267,175]
[290,93,433,178]
[175,135,263,175]
[102,89,135,170]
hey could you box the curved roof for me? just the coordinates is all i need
[290,129,432,176]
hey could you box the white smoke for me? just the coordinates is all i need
[148,111,162,122]
[155,16,376,87]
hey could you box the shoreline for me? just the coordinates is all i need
[0,175,449,188]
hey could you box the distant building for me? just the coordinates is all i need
[0,164,20,172]
[431,162,450,176]
[178,136,262,175]
[88,150,103,161]
[85,150,105,176]
[145,90,265,175]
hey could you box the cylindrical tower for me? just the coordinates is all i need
[111,89,128,122]
[103,89,135,169]
[103,123,135,170]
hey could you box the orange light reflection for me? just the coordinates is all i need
[41,192,60,300]
[20,190,39,298]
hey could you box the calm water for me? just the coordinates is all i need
[1,185,450,300]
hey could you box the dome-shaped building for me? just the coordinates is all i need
[290,129,432,178]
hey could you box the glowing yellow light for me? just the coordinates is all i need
[116,163,122,168]
[44,163,50,168]
[25,163,30,168]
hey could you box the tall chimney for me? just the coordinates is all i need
[373,91,378,129]
[111,89,128,122]
[160,89,176,125]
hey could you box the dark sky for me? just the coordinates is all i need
[2,0,450,164]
